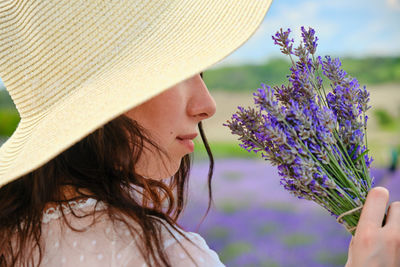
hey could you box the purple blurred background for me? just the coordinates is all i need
[178,159,399,267]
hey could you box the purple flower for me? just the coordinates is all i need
[272,28,294,55]
[300,26,318,55]
[225,27,373,235]
[322,56,347,84]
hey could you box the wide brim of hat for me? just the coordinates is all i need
[0,0,273,188]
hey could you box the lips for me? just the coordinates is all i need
[176,133,198,140]
[176,133,197,152]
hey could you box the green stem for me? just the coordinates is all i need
[312,54,328,101]
[288,54,296,68]
[333,132,365,185]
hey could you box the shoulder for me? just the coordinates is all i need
[117,215,225,266]
[41,199,225,266]
[156,221,226,267]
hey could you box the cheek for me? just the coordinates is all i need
[147,116,177,147]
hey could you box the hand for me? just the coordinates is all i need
[345,187,400,267]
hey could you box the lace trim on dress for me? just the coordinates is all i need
[42,198,107,224]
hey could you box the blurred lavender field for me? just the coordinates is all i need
[177,159,399,267]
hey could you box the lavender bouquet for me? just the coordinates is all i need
[224,27,375,235]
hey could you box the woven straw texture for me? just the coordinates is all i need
[0,0,272,187]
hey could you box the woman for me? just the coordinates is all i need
[0,1,399,266]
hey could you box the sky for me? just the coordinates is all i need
[1,0,399,89]
[212,0,400,68]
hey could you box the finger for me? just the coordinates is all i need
[357,187,389,230]
[384,201,400,229]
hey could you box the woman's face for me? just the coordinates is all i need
[124,73,216,179]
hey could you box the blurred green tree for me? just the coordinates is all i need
[0,90,19,137]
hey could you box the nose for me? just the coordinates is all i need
[186,74,216,121]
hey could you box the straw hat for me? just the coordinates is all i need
[0,0,272,188]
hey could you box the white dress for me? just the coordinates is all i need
[35,198,226,267]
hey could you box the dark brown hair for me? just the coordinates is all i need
[0,79,215,266]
